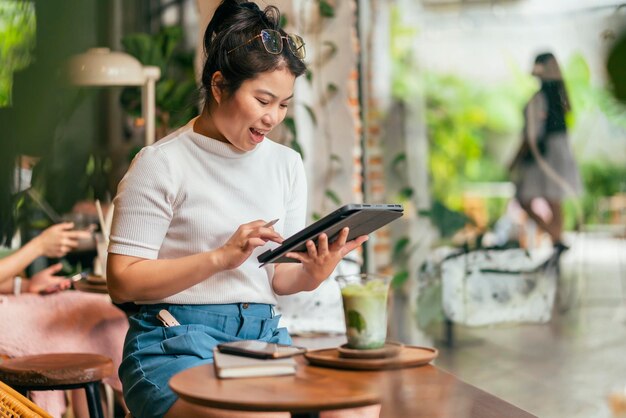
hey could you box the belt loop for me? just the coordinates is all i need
[270,305,275,318]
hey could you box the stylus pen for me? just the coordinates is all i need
[263,219,279,228]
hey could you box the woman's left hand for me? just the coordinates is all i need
[28,263,71,294]
[285,227,368,285]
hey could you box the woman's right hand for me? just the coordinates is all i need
[217,220,283,270]
[35,222,92,258]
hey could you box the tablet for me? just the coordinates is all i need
[257,203,404,265]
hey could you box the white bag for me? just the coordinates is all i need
[441,247,558,326]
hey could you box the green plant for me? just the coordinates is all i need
[563,161,626,227]
[0,1,36,107]
[120,26,199,141]
[282,1,342,221]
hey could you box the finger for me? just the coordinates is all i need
[58,279,72,290]
[317,233,329,255]
[250,229,284,244]
[247,219,267,228]
[64,238,80,248]
[243,237,268,251]
[341,235,369,256]
[60,222,75,231]
[331,227,350,249]
[67,230,92,240]
[285,252,307,262]
[46,263,64,274]
[305,240,317,258]
[258,227,284,241]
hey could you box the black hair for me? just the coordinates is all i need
[535,52,571,133]
[201,0,306,105]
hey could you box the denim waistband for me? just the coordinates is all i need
[138,302,275,318]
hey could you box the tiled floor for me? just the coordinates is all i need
[430,232,626,418]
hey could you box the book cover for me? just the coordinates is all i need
[213,349,297,379]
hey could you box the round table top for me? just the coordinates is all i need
[0,353,113,387]
[169,353,537,418]
[169,356,380,413]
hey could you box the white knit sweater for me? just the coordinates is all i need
[109,118,307,305]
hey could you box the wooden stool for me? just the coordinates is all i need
[0,353,113,418]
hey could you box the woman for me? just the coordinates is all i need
[0,154,91,293]
[0,159,126,418]
[107,2,369,418]
[0,222,84,294]
[510,52,582,250]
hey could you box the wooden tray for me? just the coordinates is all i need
[304,345,438,371]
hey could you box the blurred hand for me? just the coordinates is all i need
[28,263,71,294]
[35,222,92,258]
[217,220,283,270]
[285,227,368,284]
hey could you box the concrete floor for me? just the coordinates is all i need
[432,232,626,418]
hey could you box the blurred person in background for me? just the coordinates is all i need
[509,52,582,251]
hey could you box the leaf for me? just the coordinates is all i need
[303,104,317,125]
[159,26,183,62]
[312,212,321,221]
[391,152,406,168]
[306,69,313,83]
[398,187,413,201]
[319,1,335,17]
[346,310,366,332]
[327,83,338,96]
[391,270,409,289]
[323,40,338,58]
[330,154,342,163]
[392,237,410,261]
[279,14,288,28]
[283,117,297,138]
[290,139,304,159]
[325,189,341,205]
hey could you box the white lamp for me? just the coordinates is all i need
[68,47,161,145]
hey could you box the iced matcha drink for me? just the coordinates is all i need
[339,275,390,349]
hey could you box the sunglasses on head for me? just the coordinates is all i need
[227,29,306,60]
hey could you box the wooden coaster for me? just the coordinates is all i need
[337,342,402,359]
[305,345,438,371]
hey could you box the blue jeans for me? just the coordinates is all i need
[119,303,290,418]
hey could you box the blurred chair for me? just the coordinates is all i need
[0,379,52,418]
[0,353,113,418]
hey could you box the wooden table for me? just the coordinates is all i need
[169,355,537,418]
[73,278,109,294]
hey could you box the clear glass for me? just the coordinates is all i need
[94,232,108,278]
[336,273,391,349]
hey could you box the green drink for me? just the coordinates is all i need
[337,274,391,349]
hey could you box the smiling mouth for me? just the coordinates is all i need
[249,128,267,143]
[250,128,267,135]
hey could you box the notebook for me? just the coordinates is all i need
[213,348,297,379]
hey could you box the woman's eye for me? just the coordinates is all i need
[280,103,289,109]
[256,98,269,105]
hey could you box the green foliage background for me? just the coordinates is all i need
[0,1,36,107]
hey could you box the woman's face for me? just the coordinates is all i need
[212,67,295,152]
